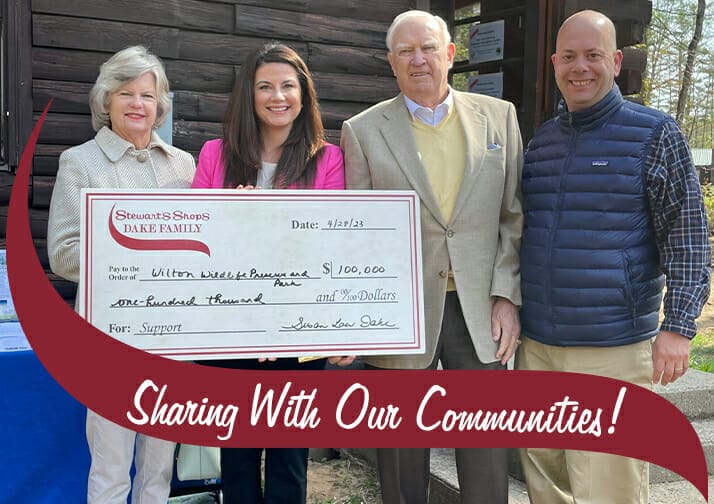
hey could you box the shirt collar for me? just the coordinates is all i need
[403,87,454,126]
[557,85,624,132]
[95,126,174,162]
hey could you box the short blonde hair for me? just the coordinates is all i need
[386,10,451,52]
[88,46,170,131]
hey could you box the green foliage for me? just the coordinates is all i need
[690,328,714,372]
[450,4,481,92]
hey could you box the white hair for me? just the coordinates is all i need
[385,10,451,52]
[88,45,171,132]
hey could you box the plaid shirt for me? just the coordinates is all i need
[645,120,711,338]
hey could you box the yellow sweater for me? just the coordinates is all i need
[411,108,466,224]
[412,108,466,291]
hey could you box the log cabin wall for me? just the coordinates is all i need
[7,0,412,301]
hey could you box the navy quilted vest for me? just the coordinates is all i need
[520,87,668,346]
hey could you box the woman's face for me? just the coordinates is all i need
[253,62,303,134]
[108,72,158,147]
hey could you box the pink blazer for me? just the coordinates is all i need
[191,139,345,189]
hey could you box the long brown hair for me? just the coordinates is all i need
[221,43,325,188]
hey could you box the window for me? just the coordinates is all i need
[451,3,482,92]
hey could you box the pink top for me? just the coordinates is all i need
[191,139,345,189]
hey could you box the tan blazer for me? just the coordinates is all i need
[340,90,523,369]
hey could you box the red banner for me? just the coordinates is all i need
[8,100,708,501]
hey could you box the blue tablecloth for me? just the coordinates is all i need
[0,350,90,502]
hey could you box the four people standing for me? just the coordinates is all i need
[44,7,709,504]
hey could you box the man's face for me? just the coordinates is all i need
[551,16,623,112]
[387,16,455,108]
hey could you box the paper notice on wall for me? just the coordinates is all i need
[468,72,504,99]
[0,250,30,352]
[468,20,505,64]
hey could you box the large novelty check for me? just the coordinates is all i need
[79,190,424,361]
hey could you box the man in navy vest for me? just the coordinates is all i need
[517,10,711,504]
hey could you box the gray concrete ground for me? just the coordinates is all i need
[506,475,713,504]
[430,447,713,504]
[169,476,713,504]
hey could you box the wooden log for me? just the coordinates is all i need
[313,71,398,103]
[480,0,527,9]
[33,47,105,84]
[616,37,648,94]
[0,172,17,207]
[46,272,78,302]
[33,79,91,114]
[564,0,652,24]
[31,207,49,239]
[33,144,69,177]
[165,60,236,93]
[614,20,647,47]
[33,48,236,92]
[173,91,229,123]
[234,6,389,48]
[173,120,223,152]
[34,156,61,178]
[621,46,646,72]
[34,239,50,270]
[325,129,341,146]
[32,176,55,209]
[33,13,309,68]
[319,100,371,129]
[32,0,234,33]
[33,14,182,59]
[35,144,70,157]
[212,0,406,23]
[616,69,643,96]
[178,31,308,66]
[0,206,51,239]
[36,113,94,146]
[307,43,392,77]
[191,92,228,123]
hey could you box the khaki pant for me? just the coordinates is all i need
[375,292,509,504]
[515,337,652,504]
[86,409,176,504]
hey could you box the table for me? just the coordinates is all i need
[0,349,89,502]
[0,349,220,502]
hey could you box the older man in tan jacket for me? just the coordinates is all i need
[334,9,523,504]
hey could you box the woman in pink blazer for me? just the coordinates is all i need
[191,43,344,504]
